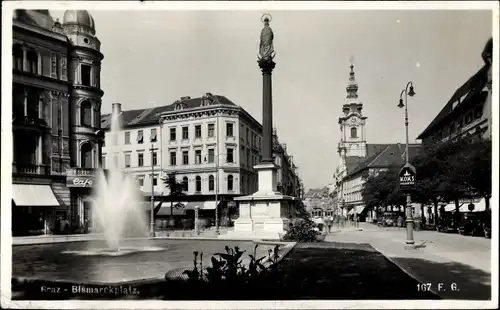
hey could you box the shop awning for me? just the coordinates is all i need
[12,184,60,207]
[442,199,487,212]
[355,205,366,215]
[203,201,217,210]
[140,201,163,210]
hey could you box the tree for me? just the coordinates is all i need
[362,168,404,215]
[462,139,492,210]
[162,172,187,224]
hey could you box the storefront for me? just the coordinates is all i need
[67,175,96,232]
[11,183,60,236]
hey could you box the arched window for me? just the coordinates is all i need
[208,175,215,191]
[350,127,358,138]
[227,175,234,191]
[26,50,38,74]
[80,100,92,127]
[182,177,189,192]
[195,176,202,192]
[13,44,23,71]
[80,142,93,168]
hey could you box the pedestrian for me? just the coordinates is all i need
[397,215,403,228]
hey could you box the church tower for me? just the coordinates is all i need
[62,10,104,169]
[337,62,367,163]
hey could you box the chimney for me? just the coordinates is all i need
[180,96,191,101]
[112,102,122,116]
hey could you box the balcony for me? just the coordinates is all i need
[66,167,98,176]
[12,116,50,132]
[12,163,50,175]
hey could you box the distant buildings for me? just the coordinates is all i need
[11,10,104,235]
[417,38,493,144]
[101,94,266,222]
[303,187,336,220]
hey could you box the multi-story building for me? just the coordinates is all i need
[416,38,492,214]
[417,38,493,144]
[101,94,264,220]
[272,128,302,197]
[11,10,104,235]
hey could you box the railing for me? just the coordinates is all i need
[66,167,97,176]
[12,116,49,128]
[12,163,50,175]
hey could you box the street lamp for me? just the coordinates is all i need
[149,142,155,237]
[204,152,226,235]
[399,81,416,249]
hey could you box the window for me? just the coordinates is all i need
[137,177,144,187]
[246,128,250,142]
[182,177,189,192]
[350,127,358,138]
[137,130,144,144]
[124,132,130,144]
[195,176,202,192]
[150,128,157,142]
[226,123,234,137]
[226,148,234,163]
[182,126,189,140]
[170,151,177,166]
[13,44,23,71]
[138,153,144,167]
[102,156,106,169]
[81,64,92,86]
[208,123,215,137]
[153,177,158,186]
[195,125,202,138]
[152,152,158,166]
[182,151,189,165]
[227,175,234,191]
[208,149,215,163]
[80,101,92,127]
[125,153,131,168]
[27,50,38,74]
[80,143,93,168]
[209,175,215,191]
[195,150,202,164]
[474,106,483,119]
[465,113,473,125]
[170,128,176,141]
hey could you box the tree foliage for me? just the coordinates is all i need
[162,171,187,216]
[361,137,492,218]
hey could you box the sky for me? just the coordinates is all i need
[50,9,493,190]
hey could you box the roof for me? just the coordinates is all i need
[346,143,422,178]
[344,144,390,174]
[15,10,55,30]
[304,187,330,199]
[417,64,489,139]
[101,95,237,130]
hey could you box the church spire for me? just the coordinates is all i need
[346,62,359,99]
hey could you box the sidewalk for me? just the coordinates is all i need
[326,223,492,300]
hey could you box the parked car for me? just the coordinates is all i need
[458,211,491,238]
[436,212,459,233]
[377,212,403,227]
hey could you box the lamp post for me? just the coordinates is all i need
[398,81,416,249]
[205,152,226,235]
[149,142,155,237]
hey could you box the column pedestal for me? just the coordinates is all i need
[223,163,296,240]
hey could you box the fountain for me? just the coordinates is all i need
[62,103,160,256]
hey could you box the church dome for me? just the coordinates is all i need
[63,10,95,34]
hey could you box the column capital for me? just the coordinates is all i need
[258,58,276,74]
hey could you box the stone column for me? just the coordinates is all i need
[22,46,27,72]
[23,88,28,117]
[259,58,276,164]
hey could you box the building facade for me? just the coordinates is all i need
[12,10,104,235]
[272,128,302,197]
[417,38,493,144]
[101,94,264,222]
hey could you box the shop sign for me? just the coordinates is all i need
[67,176,94,188]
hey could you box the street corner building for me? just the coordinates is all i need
[11,10,105,236]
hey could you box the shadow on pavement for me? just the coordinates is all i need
[389,256,491,300]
